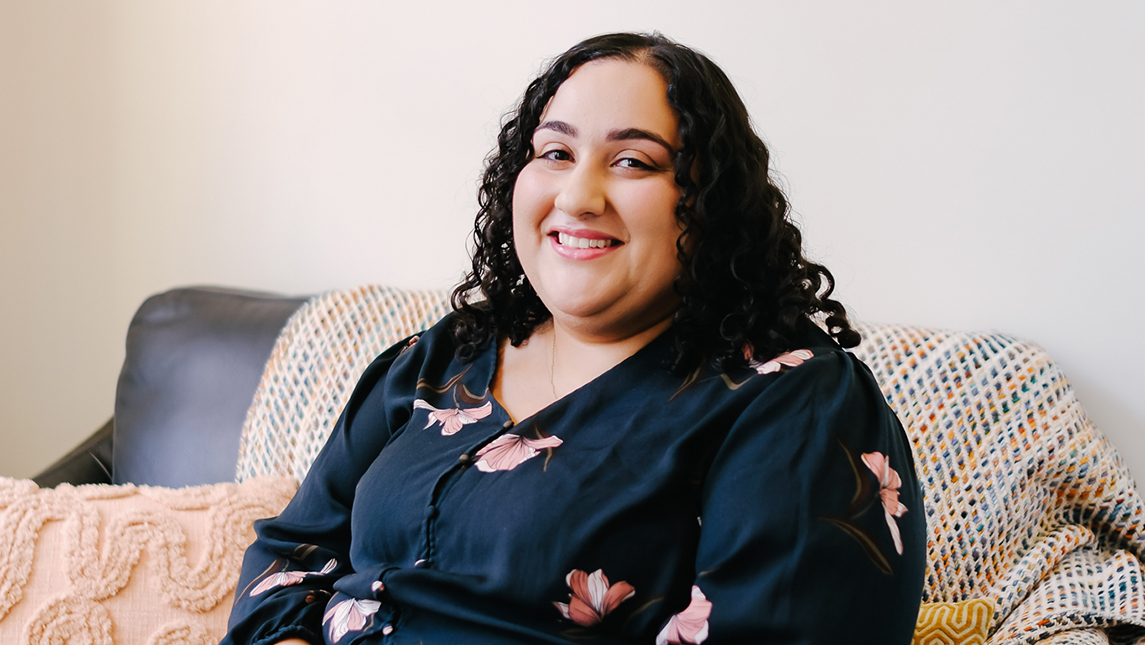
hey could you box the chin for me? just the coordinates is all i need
[544,298,614,322]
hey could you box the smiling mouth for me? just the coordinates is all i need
[553,232,620,249]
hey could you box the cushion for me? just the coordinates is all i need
[0,476,296,644]
[912,598,994,644]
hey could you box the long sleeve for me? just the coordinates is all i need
[660,350,926,644]
[221,338,414,645]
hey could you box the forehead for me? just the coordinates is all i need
[538,59,679,145]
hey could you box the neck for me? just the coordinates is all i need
[492,311,674,423]
[546,312,673,398]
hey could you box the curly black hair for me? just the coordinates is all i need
[451,32,860,373]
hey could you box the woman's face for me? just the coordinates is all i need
[512,59,685,340]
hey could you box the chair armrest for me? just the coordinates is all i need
[32,418,114,487]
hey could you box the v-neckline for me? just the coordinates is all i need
[479,327,673,428]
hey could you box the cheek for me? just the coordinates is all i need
[628,180,684,250]
[510,168,546,273]
[511,165,549,226]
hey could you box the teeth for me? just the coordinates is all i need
[557,232,613,249]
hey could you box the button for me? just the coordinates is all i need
[414,558,427,568]
[503,421,513,428]
[458,453,471,464]
[382,624,394,636]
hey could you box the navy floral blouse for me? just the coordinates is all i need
[221,314,925,645]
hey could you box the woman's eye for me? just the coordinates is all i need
[538,149,571,162]
[616,157,653,170]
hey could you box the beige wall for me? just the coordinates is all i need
[2,1,1143,481]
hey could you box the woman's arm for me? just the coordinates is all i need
[220,337,416,645]
[660,351,926,644]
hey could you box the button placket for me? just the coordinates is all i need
[417,415,516,571]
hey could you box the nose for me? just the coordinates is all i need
[553,162,606,219]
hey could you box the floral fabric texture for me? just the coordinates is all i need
[221,315,925,645]
[553,569,636,627]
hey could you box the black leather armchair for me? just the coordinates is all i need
[32,287,308,488]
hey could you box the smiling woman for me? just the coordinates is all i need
[502,59,687,415]
[221,33,925,645]
[515,60,684,329]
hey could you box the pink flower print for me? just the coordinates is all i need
[656,585,712,645]
[249,558,337,596]
[743,344,814,375]
[554,568,636,626]
[413,399,493,436]
[862,451,908,555]
[474,433,563,472]
[323,597,382,642]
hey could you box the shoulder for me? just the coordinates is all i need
[734,326,880,405]
[716,325,907,470]
[706,324,920,525]
[343,312,474,421]
[666,325,883,424]
[375,310,489,375]
[388,311,463,363]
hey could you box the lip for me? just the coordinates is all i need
[547,227,622,261]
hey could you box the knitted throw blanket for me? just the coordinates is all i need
[236,285,453,484]
[853,324,1145,644]
[237,287,1145,644]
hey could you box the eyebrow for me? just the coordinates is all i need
[607,128,675,154]
[535,120,675,154]
[536,120,578,137]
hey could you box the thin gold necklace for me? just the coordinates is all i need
[550,330,559,400]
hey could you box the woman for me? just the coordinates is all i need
[221,33,925,645]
